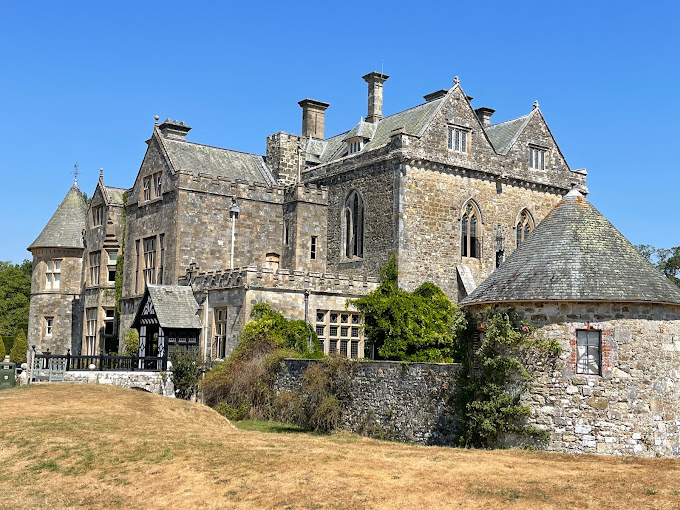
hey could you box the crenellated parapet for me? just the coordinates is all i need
[180,265,378,295]
[283,182,328,205]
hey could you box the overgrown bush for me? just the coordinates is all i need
[203,303,322,419]
[170,350,203,400]
[0,335,5,360]
[351,255,467,362]
[9,331,28,364]
[453,307,560,448]
[122,328,139,355]
[275,355,359,433]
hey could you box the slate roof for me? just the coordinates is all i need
[105,186,126,206]
[147,285,202,329]
[316,98,443,163]
[462,189,680,306]
[28,184,88,250]
[162,137,276,185]
[485,113,531,154]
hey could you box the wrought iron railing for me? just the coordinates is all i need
[32,347,168,372]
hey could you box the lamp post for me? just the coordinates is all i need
[229,198,240,269]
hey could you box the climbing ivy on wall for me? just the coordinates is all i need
[114,191,128,317]
[453,307,561,448]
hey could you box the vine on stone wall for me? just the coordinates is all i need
[453,307,561,448]
[114,191,128,319]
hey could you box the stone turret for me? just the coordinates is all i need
[27,181,88,353]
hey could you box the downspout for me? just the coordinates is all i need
[203,291,209,362]
[304,289,312,351]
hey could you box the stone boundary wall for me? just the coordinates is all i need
[62,371,174,397]
[275,359,460,445]
[183,266,378,294]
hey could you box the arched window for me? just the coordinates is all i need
[461,201,480,258]
[516,209,534,247]
[343,190,364,259]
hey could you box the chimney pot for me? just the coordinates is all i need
[298,99,330,139]
[362,71,389,123]
[423,89,448,102]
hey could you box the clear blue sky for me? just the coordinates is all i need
[1,0,678,264]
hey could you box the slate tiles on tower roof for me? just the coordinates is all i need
[28,184,88,251]
[462,190,680,306]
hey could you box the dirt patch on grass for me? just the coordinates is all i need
[1,384,679,509]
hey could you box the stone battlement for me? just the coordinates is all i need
[180,265,378,295]
[284,182,328,204]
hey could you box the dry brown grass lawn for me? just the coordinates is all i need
[1,384,679,509]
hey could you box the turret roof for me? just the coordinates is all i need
[28,183,88,251]
[462,189,680,306]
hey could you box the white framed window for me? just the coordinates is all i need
[86,308,97,355]
[316,309,362,357]
[45,260,61,290]
[448,127,469,153]
[310,236,318,260]
[107,250,118,283]
[92,205,103,227]
[45,317,54,337]
[104,308,115,336]
[89,251,101,286]
[154,172,162,197]
[143,177,151,201]
[529,147,546,170]
[348,139,363,154]
[213,308,228,359]
[576,330,601,375]
[143,237,157,285]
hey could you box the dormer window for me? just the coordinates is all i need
[348,139,363,155]
[448,126,469,153]
[529,147,546,170]
[142,172,163,202]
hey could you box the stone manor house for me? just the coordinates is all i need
[28,72,589,360]
[27,71,680,456]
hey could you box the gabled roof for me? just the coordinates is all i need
[485,113,532,154]
[462,189,680,306]
[105,186,127,206]
[315,98,444,164]
[145,285,202,329]
[28,183,88,251]
[160,135,276,185]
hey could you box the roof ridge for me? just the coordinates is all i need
[164,137,265,158]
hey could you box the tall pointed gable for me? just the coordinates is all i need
[462,189,680,306]
[28,181,88,251]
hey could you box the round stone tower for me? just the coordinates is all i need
[27,180,88,353]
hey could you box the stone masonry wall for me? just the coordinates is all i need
[470,302,680,457]
[275,359,460,445]
[63,370,174,397]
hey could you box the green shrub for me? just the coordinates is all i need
[122,329,139,355]
[9,331,28,364]
[2,335,12,355]
[215,401,251,421]
[453,307,560,448]
[170,350,203,400]
[202,303,319,419]
[0,335,5,360]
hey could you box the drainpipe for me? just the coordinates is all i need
[203,291,209,362]
[229,198,240,269]
[304,289,312,351]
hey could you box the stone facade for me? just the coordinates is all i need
[275,358,460,445]
[494,301,680,457]
[63,370,174,397]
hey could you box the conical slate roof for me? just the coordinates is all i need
[462,189,680,306]
[28,183,88,250]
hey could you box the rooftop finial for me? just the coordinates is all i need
[154,115,159,126]
[533,100,540,109]
[454,76,460,85]
[100,168,104,179]
[72,162,79,186]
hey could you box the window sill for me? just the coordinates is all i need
[339,258,364,269]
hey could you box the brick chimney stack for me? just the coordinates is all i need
[474,107,495,127]
[298,99,330,139]
[362,71,389,123]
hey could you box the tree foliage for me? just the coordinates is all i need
[453,308,560,448]
[122,328,139,355]
[636,244,680,288]
[0,260,31,341]
[0,336,5,360]
[9,330,29,365]
[203,303,322,418]
[170,349,203,400]
[350,256,466,362]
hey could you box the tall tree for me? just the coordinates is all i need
[635,245,680,288]
[0,260,32,340]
